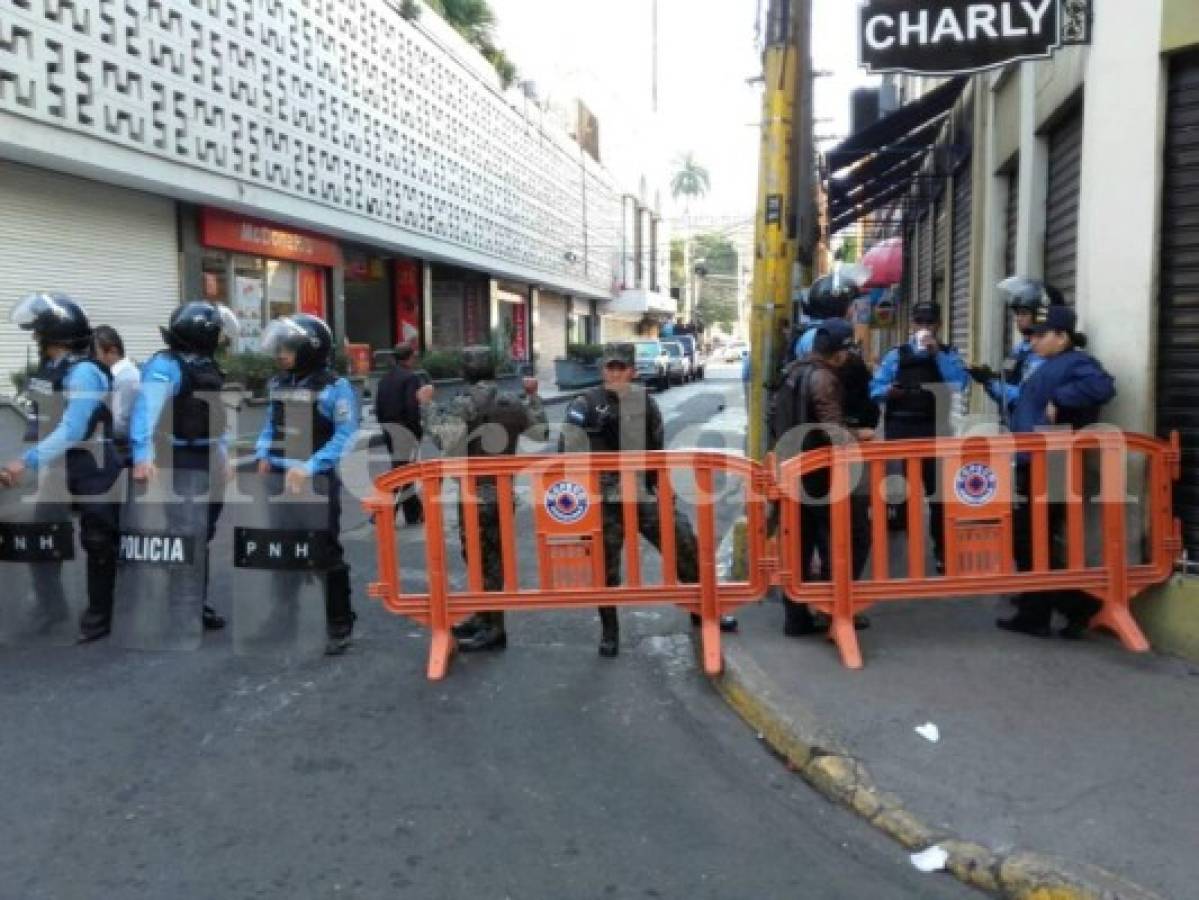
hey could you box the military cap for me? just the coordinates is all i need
[599,342,636,367]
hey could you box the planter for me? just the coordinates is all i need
[554,358,601,390]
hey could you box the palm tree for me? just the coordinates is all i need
[671,153,711,205]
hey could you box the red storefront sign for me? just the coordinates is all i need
[298,266,327,319]
[394,259,422,348]
[200,208,343,268]
[510,301,528,362]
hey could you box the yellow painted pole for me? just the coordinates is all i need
[748,0,800,460]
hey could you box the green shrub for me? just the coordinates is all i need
[566,343,605,364]
[217,351,276,397]
[420,349,465,380]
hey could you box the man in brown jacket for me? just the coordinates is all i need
[773,320,873,635]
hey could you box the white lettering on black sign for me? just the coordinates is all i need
[859,1,1089,76]
[118,533,196,566]
[0,522,75,562]
[233,528,332,571]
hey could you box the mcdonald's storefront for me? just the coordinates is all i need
[191,207,341,354]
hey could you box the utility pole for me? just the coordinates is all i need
[747,0,809,459]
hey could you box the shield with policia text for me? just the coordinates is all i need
[111,467,214,651]
[0,466,85,646]
[230,469,333,657]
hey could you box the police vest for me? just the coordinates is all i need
[1003,345,1033,386]
[267,369,339,458]
[153,351,227,448]
[886,345,944,422]
[24,356,113,444]
[463,382,529,458]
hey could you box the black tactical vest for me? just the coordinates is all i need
[156,351,227,445]
[24,355,115,477]
[886,345,944,422]
[267,369,339,459]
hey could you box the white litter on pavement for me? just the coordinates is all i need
[910,845,949,873]
[915,722,940,743]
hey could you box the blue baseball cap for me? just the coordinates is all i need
[1031,304,1077,335]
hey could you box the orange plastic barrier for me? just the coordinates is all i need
[775,430,1182,669]
[366,433,1180,678]
[365,452,770,680]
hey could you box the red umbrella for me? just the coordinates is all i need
[860,238,904,288]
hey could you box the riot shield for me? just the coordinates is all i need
[0,467,85,646]
[111,467,215,651]
[229,470,332,657]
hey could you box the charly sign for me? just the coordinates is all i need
[859,1,1092,76]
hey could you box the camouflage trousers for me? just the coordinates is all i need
[456,478,509,630]
[601,499,700,587]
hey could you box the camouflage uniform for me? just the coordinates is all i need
[423,348,547,636]
[562,344,700,650]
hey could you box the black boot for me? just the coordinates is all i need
[997,596,1052,638]
[325,568,356,656]
[458,611,506,653]
[598,607,619,658]
[452,616,485,640]
[689,613,739,633]
[202,605,226,631]
[325,611,357,656]
[78,549,116,643]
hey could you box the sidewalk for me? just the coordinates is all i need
[715,594,1199,899]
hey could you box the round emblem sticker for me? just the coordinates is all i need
[955,463,999,508]
[545,481,590,525]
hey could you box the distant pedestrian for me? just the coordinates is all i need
[93,325,139,449]
[376,343,425,525]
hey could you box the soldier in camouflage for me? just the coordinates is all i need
[561,343,736,658]
[417,346,547,652]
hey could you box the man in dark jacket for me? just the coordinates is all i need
[1000,304,1117,639]
[376,344,425,525]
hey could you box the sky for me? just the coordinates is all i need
[486,0,878,221]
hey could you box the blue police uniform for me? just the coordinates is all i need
[255,369,359,639]
[1006,340,1117,636]
[23,354,122,637]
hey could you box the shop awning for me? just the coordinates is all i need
[825,76,967,233]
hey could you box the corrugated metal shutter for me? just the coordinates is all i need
[919,211,933,304]
[0,161,178,387]
[536,291,568,388]
[933,196,948,303]
[1004,170,1019,277]
[1044,108,1084,305]
[950,159,973,353]
[1156,52,1199,558]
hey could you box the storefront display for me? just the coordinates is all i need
[344,249,393,352]
[197,208,340,353]
[430,268,489,351]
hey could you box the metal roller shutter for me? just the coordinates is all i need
[919,211,933,304]
[0,161,179,387]
[1044,108,1084,305]
[1156,52,1199,558]
[934,197,948,302]
[1004,170,1019,278]
[950,160,973,354]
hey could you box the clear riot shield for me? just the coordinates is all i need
[230,470,332,657]
[0,466,85,646]
[111,467,216,651]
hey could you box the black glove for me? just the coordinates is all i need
[968,365,997,385]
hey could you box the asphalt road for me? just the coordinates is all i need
[0,369,976,899]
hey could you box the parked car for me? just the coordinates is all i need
[633,340,670,391]
[675,334,705,380]
[661,341,691,385]
[722,341,749,362]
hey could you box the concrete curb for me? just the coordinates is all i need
[701,633,1162,900]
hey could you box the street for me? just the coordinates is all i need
[0,369,975,900]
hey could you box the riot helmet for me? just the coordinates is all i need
[162,301,240,356]
[461,346,497,384]
[997,276,1065,314]
[261,314,334,374]
[803,263,871,320]
[10,292,94,351]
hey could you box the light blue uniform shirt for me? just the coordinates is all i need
[869,338,970,403]
[255,377,359,476]
[129,353,229,466]
[23,361,109,471]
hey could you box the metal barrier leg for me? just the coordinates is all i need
[1092,442,1150,654]
[424,476,455,681]
[830,462,863,669]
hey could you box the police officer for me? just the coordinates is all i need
[417,346,547,653]
[129,301,239,631]
[0,293,121,642]
[969,277,1059,421]
[255,314,360,655]
[999,305,1116,639]
[562,343,736,657]
[792,271,859,360]
[870,302,969,570]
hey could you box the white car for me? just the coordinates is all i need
[722,342,749,362]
